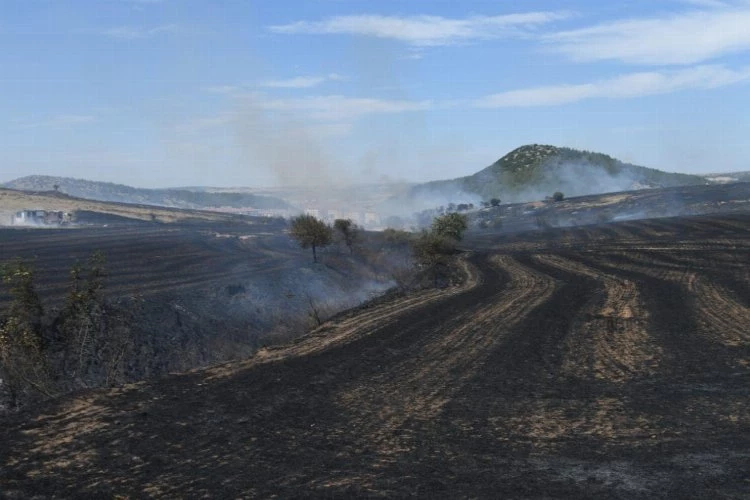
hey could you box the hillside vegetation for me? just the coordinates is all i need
[3,176,290,211]
[412,144,706,202]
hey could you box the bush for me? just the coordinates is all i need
[431,213,468,241]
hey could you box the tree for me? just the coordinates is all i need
[552,191,565,202]
[59,251,109,382]
[490,198,501,207]
[431,212,468,242]
[289,214,333,263]
[0,261,44,353]
[333,218,360,254]
[413,231,456,265]
[412,231,457,287]
[0,261,51,407]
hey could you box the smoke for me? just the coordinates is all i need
[233,94,353,191]
[223,255,395,337]
[508,160,649,203]
[377,187,483,223]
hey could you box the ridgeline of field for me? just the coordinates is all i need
[3,175,291,211]
[412,144,707,201]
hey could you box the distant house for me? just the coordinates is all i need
[12,210,70,226]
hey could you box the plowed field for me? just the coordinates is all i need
[2,212,750,498]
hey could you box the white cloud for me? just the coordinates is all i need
[547,7,750,65]
[15,114,97,129]
[103,24,182,39]
[473,65,750,107]
[241,93,431,121]
[260,73,344,89]
[676,0,730,7]
[205,85,242,94]
[270,12,569,46]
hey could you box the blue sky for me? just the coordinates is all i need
[2,0,750,188]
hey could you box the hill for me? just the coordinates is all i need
[411,144,706,203]
[3,175,291,211]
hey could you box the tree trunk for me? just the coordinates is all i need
[312,244,317,263]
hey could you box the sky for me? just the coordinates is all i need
[2,0,750,188]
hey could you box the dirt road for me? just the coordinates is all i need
[1,213,749,498]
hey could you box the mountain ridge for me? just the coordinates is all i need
[2,175,291,211]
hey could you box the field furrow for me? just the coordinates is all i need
[336,255,556,459]
[535,254,660,382]
[689,276,750,347]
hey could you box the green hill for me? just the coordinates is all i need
[3,176,291,211]
[412,144,706,202]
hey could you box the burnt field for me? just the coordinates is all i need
[0,219,398,383]
[0,220,299,307]
[1,210,749,498]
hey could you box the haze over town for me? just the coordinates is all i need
[2,0,750,188]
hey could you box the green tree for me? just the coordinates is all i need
[333,218,360,254]
[552,191,565,202]
[412,231,456,286]
[0,261,44,352]
[412,231,456,266]
[0,261,51,407]
[490,197,501,207]
[431,212,468,242]
[289,214,333,263]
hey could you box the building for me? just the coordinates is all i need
[12,210,70,226]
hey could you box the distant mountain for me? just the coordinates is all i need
[411,145,707,203]
[3,176,291,211]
